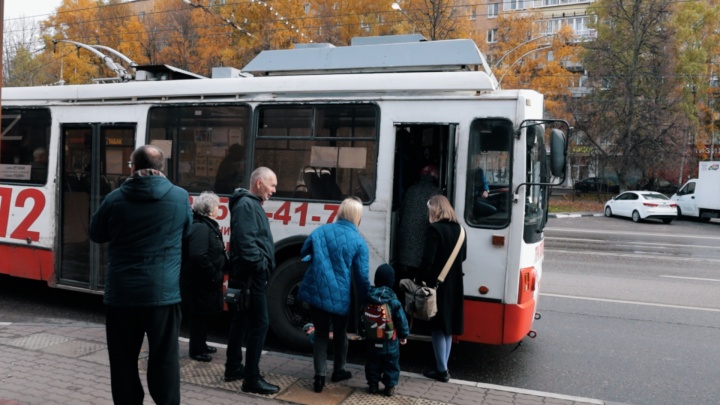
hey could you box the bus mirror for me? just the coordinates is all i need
[550,129,566,177]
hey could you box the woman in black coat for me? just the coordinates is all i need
[416,195,467,383]
[181,191,227,362]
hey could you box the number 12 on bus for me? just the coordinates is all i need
[0,35,569,349]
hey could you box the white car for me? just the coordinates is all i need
[604,191,678,224]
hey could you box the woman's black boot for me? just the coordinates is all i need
[313,375,325,393]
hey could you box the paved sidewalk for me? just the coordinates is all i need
[0,319,606,405]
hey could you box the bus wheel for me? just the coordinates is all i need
[267,256,312,350]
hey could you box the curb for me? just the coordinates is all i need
[548,212,604,218]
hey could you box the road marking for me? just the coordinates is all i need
[545,227,720,241]
[659,275,720,282]
[542,293,720,312]
[545,248,720,263]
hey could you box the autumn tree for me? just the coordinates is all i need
[3,16,47,86]
[491,13,580,121]
[39,0,146,84]
[670,0,720,177]
[393,0,473,41]
[311,0,397,45]
[572,0,683,189]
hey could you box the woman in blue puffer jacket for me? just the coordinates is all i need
[297,196,371,393]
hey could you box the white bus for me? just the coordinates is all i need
[0,35,568,348]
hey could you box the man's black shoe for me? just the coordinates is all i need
[384,386,395,397]
[368,383,379,394]
[224,365,244,382]
[204,345,217,354]
[242,378,279,395]
[331,369,351,382]
[189,353,212,362]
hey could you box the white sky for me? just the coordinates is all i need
[4,0,62,20]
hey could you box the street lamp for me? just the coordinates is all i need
[391,2,415,34]
[182,0,253,37]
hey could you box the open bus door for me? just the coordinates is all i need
[390,123,457,273]
[58,124,135,291]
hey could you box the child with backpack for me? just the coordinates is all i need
[361,264,410,397]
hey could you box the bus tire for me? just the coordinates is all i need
[267,256,312,350]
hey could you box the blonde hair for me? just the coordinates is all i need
[336,196,363,226]
[427,195,458,223]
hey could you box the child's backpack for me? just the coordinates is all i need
[362,302,396,341]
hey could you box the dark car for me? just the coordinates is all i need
[574,177,620,194]
[635,178,679,195]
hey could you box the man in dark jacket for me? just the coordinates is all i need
[224,166,279,395]
[89,145,192,405]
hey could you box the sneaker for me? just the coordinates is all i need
[331,369,351,382]
[368,383,379,394]
[384,386,395,397]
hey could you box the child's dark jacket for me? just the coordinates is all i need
[365,286,410,349]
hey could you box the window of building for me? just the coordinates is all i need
[488,3,499,18]
[487,28,498,44]
[147,105,250,194]
[254,104,378,202]
[470,6,477,20]
[0,108,52,185]
[505,0,525,11]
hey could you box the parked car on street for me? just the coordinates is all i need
[574,177,620,194]
[604,191,677,223]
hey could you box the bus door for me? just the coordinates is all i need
[390,123,457,269]
[58,124,135,291]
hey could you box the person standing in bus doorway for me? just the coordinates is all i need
[296,196,371,393]
[224,167,280,394]
[181,191,227,363]
[417,195,467,383]
[396,165,440,281]
[89,145,192,405]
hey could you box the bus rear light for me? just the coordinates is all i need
[518,267,536,304]
[492,235,505,246]
[479,286,489,295]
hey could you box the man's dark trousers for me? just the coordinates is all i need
[244,289,270,382]
[225,304,247,374]
[106,304,181,405]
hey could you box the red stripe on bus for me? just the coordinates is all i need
[460,298,536,345]
[0,245,54,282]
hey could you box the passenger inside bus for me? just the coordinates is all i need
[214,144,245,194]
[30,147,49,183]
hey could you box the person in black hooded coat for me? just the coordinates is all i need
[181,191,227,362]
[417,195,467,383]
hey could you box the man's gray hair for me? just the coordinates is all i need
[192,191,220,217]
[250,166,274,185]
